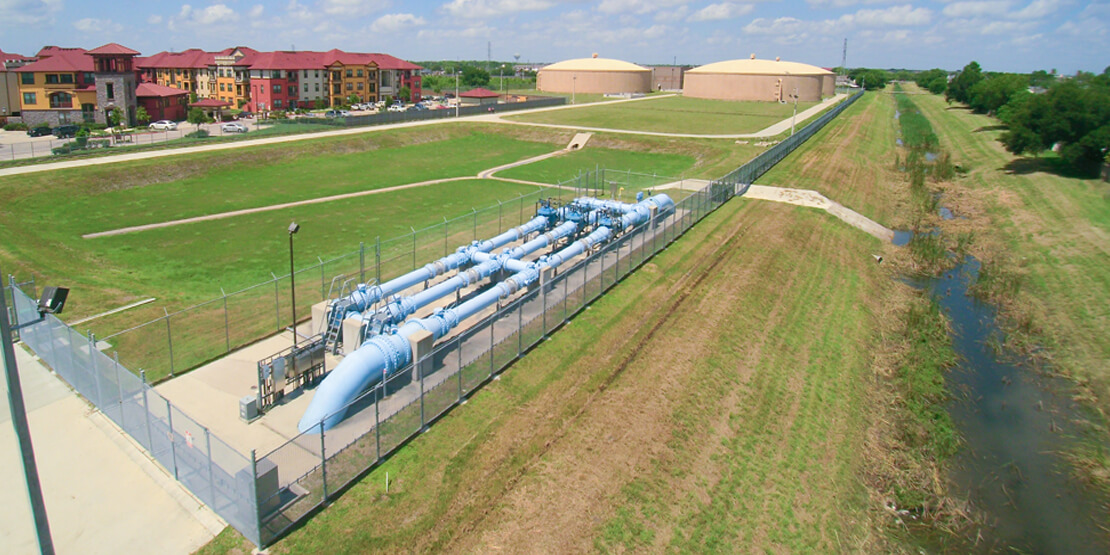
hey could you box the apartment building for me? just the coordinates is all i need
[14,46,98,126]
[0,49,35,120]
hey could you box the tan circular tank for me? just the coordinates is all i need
[537,57,652,95]
[684,58,835,102]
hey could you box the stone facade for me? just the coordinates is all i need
[94,72,137,126]
[19,109,82,127]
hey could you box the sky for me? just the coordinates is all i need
[1,0,1107,74]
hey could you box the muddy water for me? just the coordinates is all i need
[908,256,1110,553]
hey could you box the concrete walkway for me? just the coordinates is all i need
[743,185,894,242]
[484,94,848,139]
[0,344,223,554]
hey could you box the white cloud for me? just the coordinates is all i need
[249,4,264,18]
[73,17,124,34]
[597,0,688,15]
[371,13,426,33]
[1010,0,1065,19]
[318,0,390,17]
[942,1,1011,18]
[0,0,62,26]
[655,5,690,21]
[147,14,163,24]
[806,0,899,8]
[688,2,755,21]
[440,0,554,18]
[842,4,932,26]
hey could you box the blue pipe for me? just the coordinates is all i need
[298,195,672,432]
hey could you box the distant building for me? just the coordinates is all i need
[684,55,835,102]
[459,87,500,106]
[14,46,98,127]
[88,43,141,126]
[0,49,35,121]
[136,82,189,122]
[649,66,689,91]
[538,56,652,95]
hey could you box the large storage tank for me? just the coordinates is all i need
[537,55,652,95]
[684,55,835,102]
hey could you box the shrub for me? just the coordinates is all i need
[185,129,209,139]
[4,122,28,131]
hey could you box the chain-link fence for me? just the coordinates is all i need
[7,282,263,545]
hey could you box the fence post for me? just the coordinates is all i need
[419,356,426,429]
[272,273,280,330]
[319,257,326,301]
[88,331,103,405]
[498,200,503,234]
[114,351,125,428]
[443,216,449,257]
[457,338,463,401]
[410,227,416,271]
[319,421,328,501]
[167,398,179,479]
[164,308,174,378]
[517,297,523,355]
[374,382,381,461]
[141,370,153,450]
[472,208,477,241]
[206,427,215,504]
[250,449,263,546]
[489,316,495,377]
[222,288,230,353]
[359,242,366,284]
[375,237,381,285]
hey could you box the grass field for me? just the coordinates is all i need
[506,95,818,135]
[200,193,915,554]
[496,145,697,184]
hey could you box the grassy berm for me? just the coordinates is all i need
[200,192,933,553]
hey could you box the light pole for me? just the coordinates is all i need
[1,274,65,555]
[499,64,505,93]
[791,87,798,136]
[454,69,460,118]
[572,74,576,105]
[288,222,299,351]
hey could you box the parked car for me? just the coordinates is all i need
[238,111,254,119]
[407,104,428,112]
[52,124,79,138]
[27,126,52,137]
[388,104,405,113]
[221,122,248,133]
[323,110,352,118]
[149,120,178,131]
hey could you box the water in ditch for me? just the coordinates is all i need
[907,255,1110,553]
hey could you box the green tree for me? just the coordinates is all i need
[187,107,210,126]
[1001,78,1110,173]
[314,98,328,110]
[108,106,124,128]
[967,73,1029,114]
[849,68,890,90]
[945,61,983,104]
[135,106,150,125]
[398,86,411,102]
[1029,70,1055,89]
[462,65,490,88]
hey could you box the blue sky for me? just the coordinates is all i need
[1,0,1106,73]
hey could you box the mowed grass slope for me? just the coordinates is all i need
[496,145,697,184]
[758,91,908,228]
[506,95,818,135]
[909,88,1110,407]
[201,197,897,553]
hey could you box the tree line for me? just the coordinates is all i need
[935,61,1110,174]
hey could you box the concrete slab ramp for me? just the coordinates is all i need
[566,133,592,151]
[744,185,894,242]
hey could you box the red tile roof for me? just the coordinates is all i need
[15,48,92,73]
[366,53,421,71]
[136,82,189,98]
[87,43,140,56]
[137,49,215,70]
[239,50,324,70]
[190,98,233,107]
[0,50,34,63]
[460,87,500,98]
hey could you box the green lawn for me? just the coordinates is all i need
[496,146,697,184]
[506,95,819,135]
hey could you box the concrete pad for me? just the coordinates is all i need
[0,345,220,554]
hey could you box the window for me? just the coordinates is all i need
[315,83,319,92]
[46,74,59,84]
[273,84,282,93]
[345,69,353,77]
[274,99,282,108]
[83,72,95,83]
[357,69,363,77]
[370,83,376,92]
[315,70,319,78]
[49,92,72,108]
[357,82,363,90]
[331,71,340,80]
[271,70,281,79]
[106,83,114,100]
[303,83,308,92]
[61,74,74,84]
[220,83,226,91]
[22,92,35,105]
[346,83,352,91]
[20,73,33,85]
[333,84,341,94]
[303,70,308,78]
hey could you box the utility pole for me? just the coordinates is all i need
[487,41,491,73]
[840,38,848,92]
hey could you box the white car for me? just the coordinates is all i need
[221,122,248,133]
[149,120,178,131]
[388,104,405,112]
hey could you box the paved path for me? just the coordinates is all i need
[0,344,222,554]
[484,94,848,139]
[743,185,894,242]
